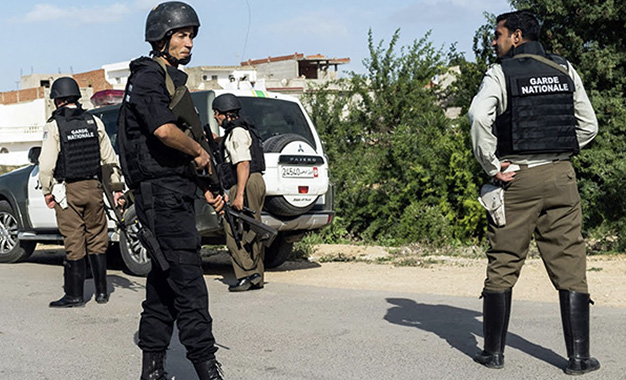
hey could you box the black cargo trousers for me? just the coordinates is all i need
[134,176,217,363]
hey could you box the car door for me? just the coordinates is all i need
[26,165,58,228]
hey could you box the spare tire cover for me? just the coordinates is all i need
[263,134,321,217]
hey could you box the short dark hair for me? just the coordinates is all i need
[496,10,541,41]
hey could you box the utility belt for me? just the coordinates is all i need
[516,158,570,170]
[63,175,99,184]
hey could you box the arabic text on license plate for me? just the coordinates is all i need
[282,166,314,178]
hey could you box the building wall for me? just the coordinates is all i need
[251,60,299,82]
[102,61,131,89]
[186,67,259,91]
[19,74,61,90]
[74,69,113,93]
[0,87,47,105]
[0,98,48,128]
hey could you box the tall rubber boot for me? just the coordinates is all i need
[193,358,224,380]
[89,254,109,304]
[474,288,512,369]
[559,290,600,375]
[50,258,86,308]
[140,351,168,380]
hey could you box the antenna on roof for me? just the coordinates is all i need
[241,0,251,63]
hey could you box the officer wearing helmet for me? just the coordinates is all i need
[213,94,266,292]
[117,2,224,379]
[39,77,124,308]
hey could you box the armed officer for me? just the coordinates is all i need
[39,77,124,307]
[212,94,267,292]
[117,2,224,379]
[468,10,599,375]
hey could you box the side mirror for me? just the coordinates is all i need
[28,146,41,165]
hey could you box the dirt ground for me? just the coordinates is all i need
[266,244,626,308]
[30,243,626,308]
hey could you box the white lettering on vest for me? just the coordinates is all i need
[520,75,569,95]
[67,128,95,141]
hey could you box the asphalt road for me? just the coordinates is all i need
[0,249,623,380]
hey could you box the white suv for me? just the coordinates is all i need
[0,89,334,275]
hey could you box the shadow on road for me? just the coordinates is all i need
[201,250,321,288]
[26,244,320,290]
[384,298,567,369]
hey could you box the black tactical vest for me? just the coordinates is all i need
[220,119,266,189]
[494,42,579,157]
[51,106,101,182]
[117,58,191,189]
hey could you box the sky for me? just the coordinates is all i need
[0,0,514,92]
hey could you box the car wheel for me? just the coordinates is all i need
[264,234,293,268]
[263,134,318,217]
[119,204,152,276]
[0,200,36,263]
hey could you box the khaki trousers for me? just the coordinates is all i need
[55,179,108,261]
[484,161,588,293]
[225,173,266,281]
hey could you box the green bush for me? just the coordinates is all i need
[303,30,486,246]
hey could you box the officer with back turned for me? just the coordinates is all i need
[468,10,599,375]
[117,2,224,379]
[39,77,124,308]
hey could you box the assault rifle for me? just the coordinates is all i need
[100,165,169,272]
[167,85,277,249]
[204,124,278,250]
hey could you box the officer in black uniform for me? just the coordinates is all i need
[117,2,224,379]
[212,94,266,292]
[39,77,124,308]
[468,11,600,375]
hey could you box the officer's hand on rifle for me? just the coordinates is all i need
[194,149,213,175]
[232,193,245,211]
[205,190,227,214]
[113,191,125,208]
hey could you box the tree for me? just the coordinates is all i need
[303,30,485,246]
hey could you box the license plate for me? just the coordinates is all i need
[281,166,315,178]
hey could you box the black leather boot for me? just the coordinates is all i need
[559,290,600,375]
[474,288,512,369]
[89,254,109,304]
[50,258,86,308]
[140,351,168,380]
[193,358,224,380]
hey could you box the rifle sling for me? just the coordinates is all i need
[513,53,570,76]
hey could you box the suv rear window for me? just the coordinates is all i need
[239,98,316,149]
[89,106,121,153]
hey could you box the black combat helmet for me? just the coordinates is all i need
[213,94,242,113]
[145,1,200,42]
[50,77,81,100]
